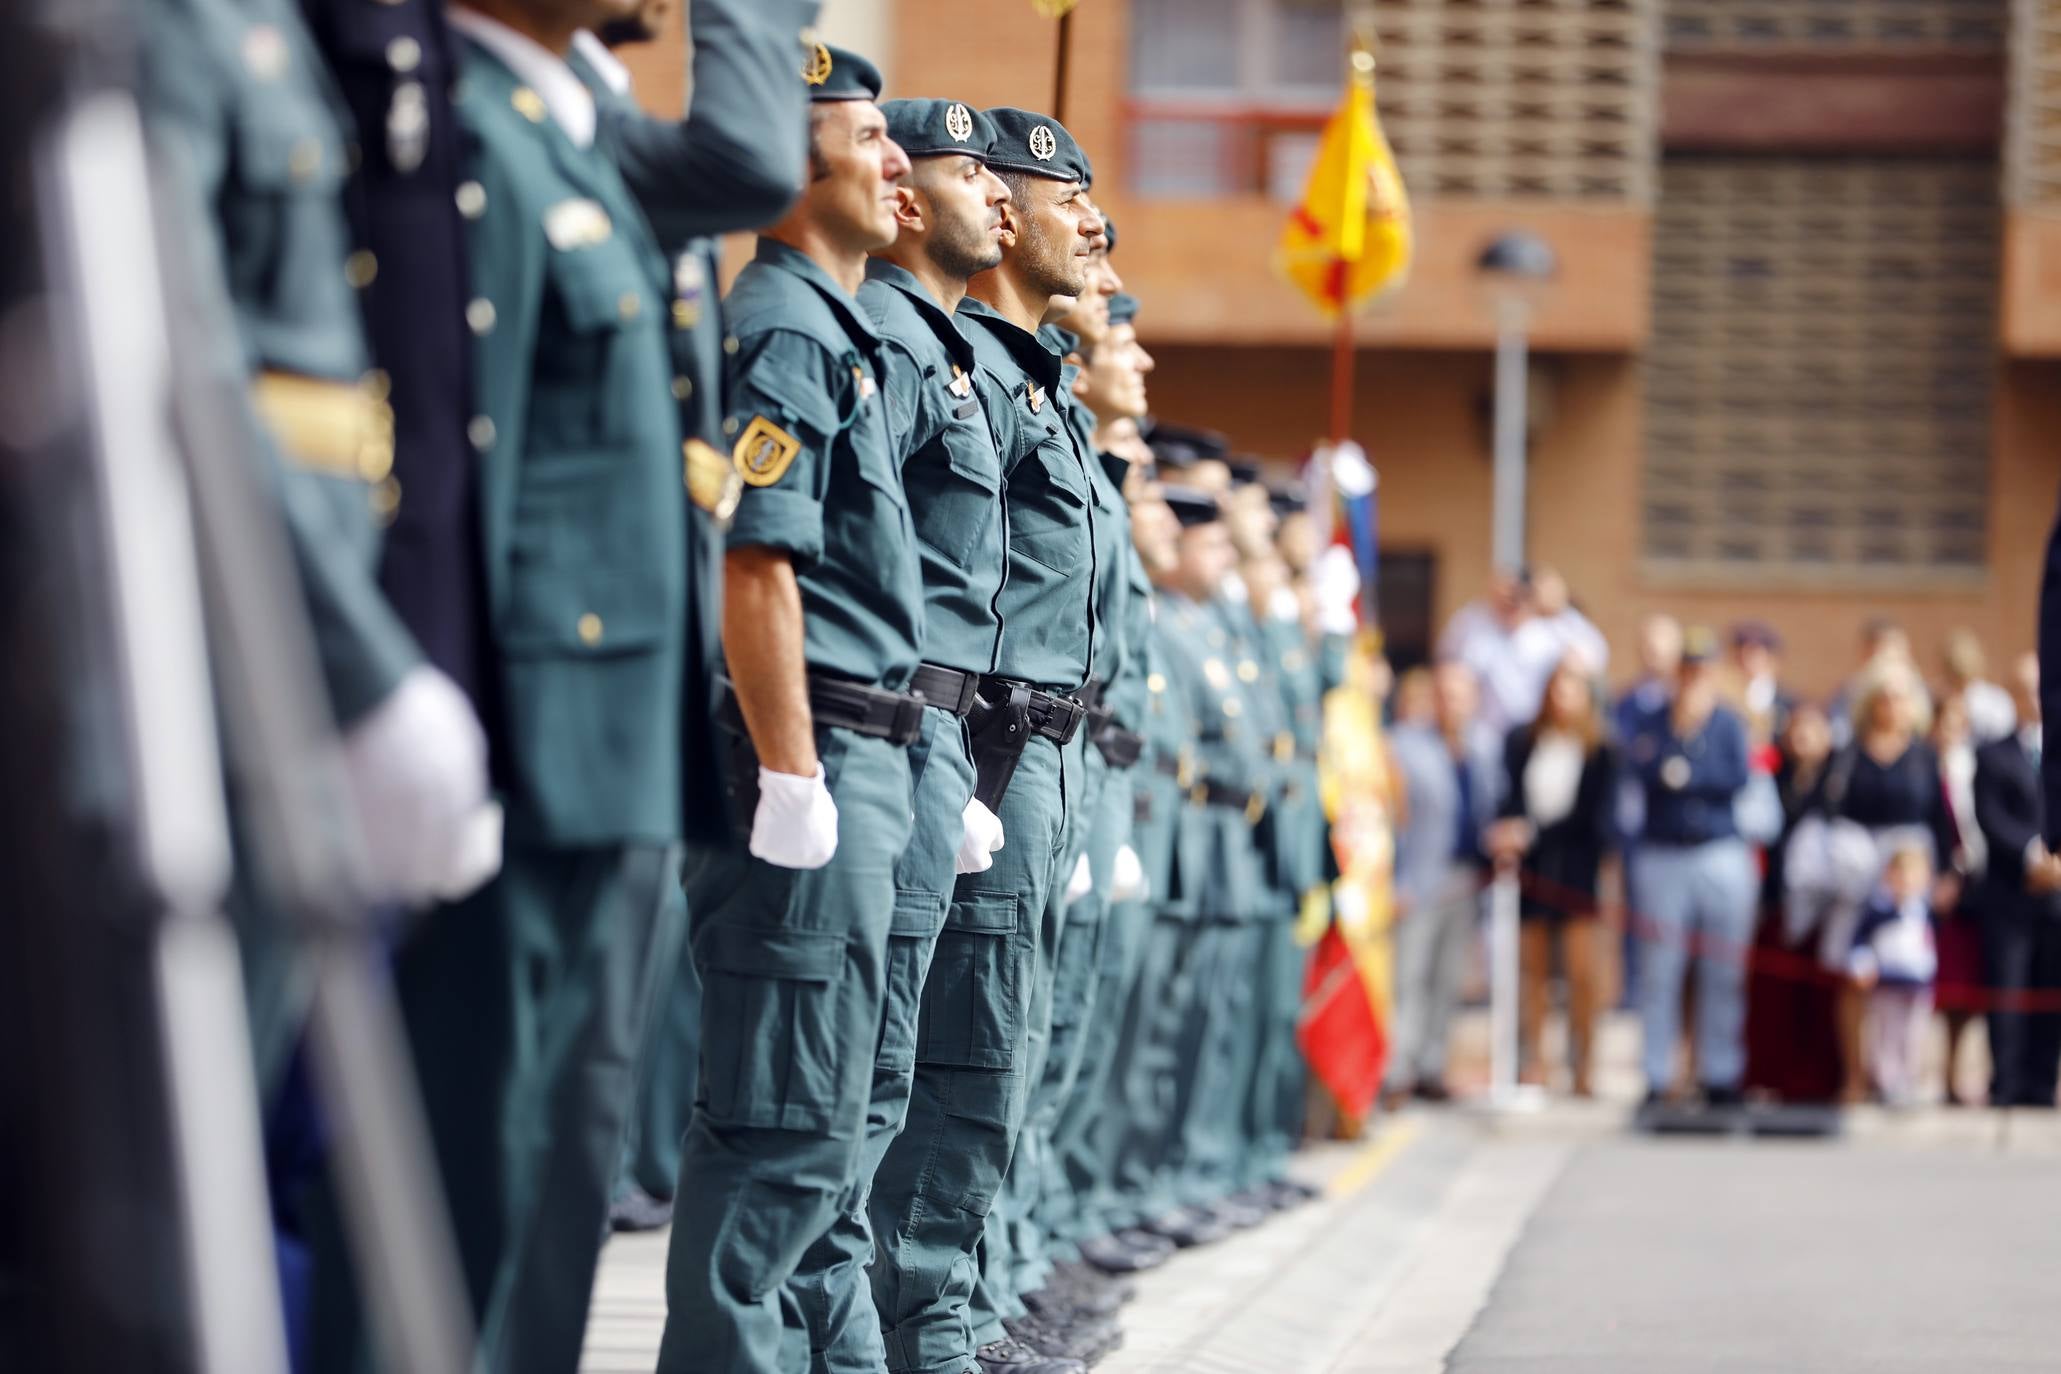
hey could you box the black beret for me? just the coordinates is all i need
[1226,457,1265,486]
[881,99,997,160]
[982,107,1093,184]
[1163,486,1222,528]
[1268,481,1308,516]
[1144,420,1228,460]
[1107,293,1139,328]
[804,42,881,102]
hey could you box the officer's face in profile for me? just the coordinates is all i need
[1078,323,1151,423]
[1001,176,1102,300]
[904,154,1010,279]
[1173,521,1234,597]
[1130,489,1181,575]
[807,102,911,252]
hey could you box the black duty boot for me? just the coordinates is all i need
[1006,1311,1122,1366]
[607,1185,674,1233]
[1051,1258,1136,1313]
[1079,1230,1171,1273]
[1139,1205,1231,1248]
[975,1336,1087,1374]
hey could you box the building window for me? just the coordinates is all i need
[1125,0,1660,203]
[1664,0,2006,54]
[1642,156,1998,583]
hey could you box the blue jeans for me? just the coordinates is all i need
[1630,839,1757,1092]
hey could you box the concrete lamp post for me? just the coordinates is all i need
[1475,229,1556,1114]
[1476,230,1557,575]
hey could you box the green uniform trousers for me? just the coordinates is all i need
[998,750,1133,1296]
[658,729,913,1374]
[1104,906,1205,1227]
[1049,881,1154,1246]
[311,842,676,1374]
[790,708,975,1373]
[967,732,1086,1346]
[616,880,698,1203]
[867,736,1075,1374]
[1237,915,1307,1192]
[1171,916,1262,1209]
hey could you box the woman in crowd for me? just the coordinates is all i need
[1801,658,1956,1102]
[1746,703,1844,1101]
[1931,690,1987,1104]
[1488,657,1620,1096]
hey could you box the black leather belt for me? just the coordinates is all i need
[977,675,1086,745]
[910,662,979,718]
[1192,777,1267,825]
[1091,713,1144,769]
[715,672,926,748]
[1152,751,1198,788]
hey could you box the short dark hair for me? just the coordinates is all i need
[807,106,831,181]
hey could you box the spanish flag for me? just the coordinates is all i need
[1277,46,1412,317]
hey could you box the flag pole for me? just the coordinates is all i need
[1052,11,1075,121]
[1329,301,1354,443]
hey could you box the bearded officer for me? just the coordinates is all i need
[653,46,930,1374]
[868,106,1104,1374]
[780,95,1015,1373]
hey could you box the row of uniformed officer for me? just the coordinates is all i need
[131,1,821,1371]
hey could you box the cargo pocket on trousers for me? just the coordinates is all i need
[914,890,1020,1070]
[696,922,846,1133]
[879,889,945,1074]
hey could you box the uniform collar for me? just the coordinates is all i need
[864,261,977,370]
[450,8,597,149]
[956,296,1063,393]
[754,238,881,349]
[570,30,633,95]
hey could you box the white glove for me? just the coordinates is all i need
[342,666,492,904]
[750,765,839,869]
[434,801,504,903]
[955,797,1006,875]
[1109,844,1149,903]
[1065,852,1094,904]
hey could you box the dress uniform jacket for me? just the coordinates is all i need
[135,0,420,725]
[456,42,685,846]
[304,0,488,715]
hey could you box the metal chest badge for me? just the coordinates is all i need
[672,252,707,330]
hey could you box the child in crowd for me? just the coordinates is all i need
[1847,843,1940,1105]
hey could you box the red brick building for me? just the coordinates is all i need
[630,0,2061,695]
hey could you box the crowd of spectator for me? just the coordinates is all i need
[1382,569,2060,1115]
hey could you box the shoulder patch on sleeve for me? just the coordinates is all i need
[734,415,802,487]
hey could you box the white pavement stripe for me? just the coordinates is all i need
[1325,1141,1573,1374]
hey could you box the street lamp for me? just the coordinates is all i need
[1476,230,1557,574]
[1474,230,1556,1115]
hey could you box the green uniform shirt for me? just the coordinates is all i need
[724,239,923,690]
[136,0,420,722]
[859,262,1008,676]
[956,297,1096,692]
[457,41,686,845]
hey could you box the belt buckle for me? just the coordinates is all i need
[1244,792,1267,827]
[1273,732,1295,763]
[1176,751,1198,790]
